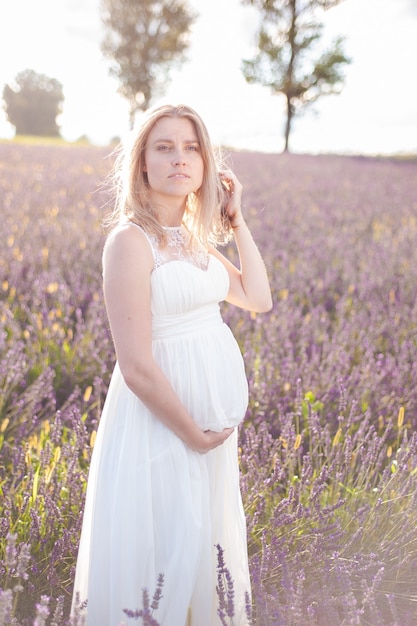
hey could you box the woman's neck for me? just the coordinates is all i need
[150,193,186,228]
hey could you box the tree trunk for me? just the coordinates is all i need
[283,0,297,152]
[284,94,292,152]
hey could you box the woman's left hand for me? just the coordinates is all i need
[219,169,244,229]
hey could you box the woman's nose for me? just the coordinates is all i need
[172,151,186,166]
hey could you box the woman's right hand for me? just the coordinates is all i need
[190,427,235,453]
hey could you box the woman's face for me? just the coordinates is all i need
[143,116,204,208]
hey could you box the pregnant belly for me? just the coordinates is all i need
[153,324,249,432]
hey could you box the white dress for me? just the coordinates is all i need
[72,224,251,626]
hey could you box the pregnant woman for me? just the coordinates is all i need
[71,103,272,626]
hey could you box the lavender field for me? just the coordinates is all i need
[1,141,417,625]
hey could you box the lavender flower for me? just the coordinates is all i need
[2,143,417,624]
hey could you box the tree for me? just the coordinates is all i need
[2,69,64,137]
[100,0,196,127]
[241,0,351,151]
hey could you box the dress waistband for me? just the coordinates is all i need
[152,304,223,339]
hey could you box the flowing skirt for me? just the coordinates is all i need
[72,365,251,626]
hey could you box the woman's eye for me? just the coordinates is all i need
[157,145,171,151]
[186,145,199,151]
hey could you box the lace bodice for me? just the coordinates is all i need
[147,226,210,271]
[116,221,229,318]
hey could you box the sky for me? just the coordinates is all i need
[0,0,416,155]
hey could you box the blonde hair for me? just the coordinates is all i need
[105,103,232,247]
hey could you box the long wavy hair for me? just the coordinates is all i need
[104,103,233,247]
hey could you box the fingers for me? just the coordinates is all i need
[219,169,241,194]
[219,171,242,226]
[199,427,235,453]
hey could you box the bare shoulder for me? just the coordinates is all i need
[103,223,154,273]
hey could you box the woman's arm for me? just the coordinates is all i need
[103,224,233,453]
[211,170,273,313]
